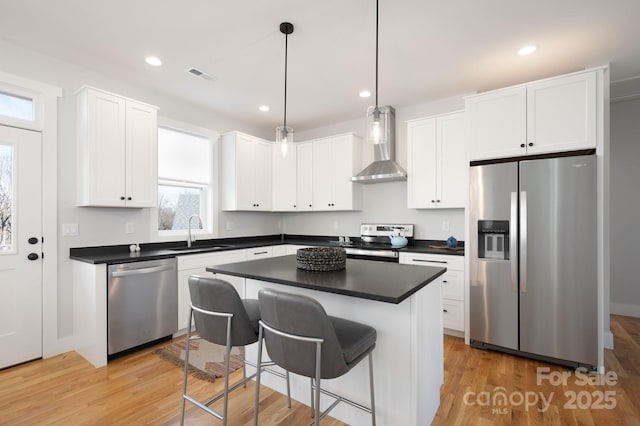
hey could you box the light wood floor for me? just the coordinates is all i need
[1,315,638,425]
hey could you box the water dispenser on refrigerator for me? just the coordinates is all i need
[477,220,510,260]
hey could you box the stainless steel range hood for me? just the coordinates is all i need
[351,106,407,184]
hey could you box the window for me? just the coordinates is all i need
[0,144,13,251]
[157,127,213,235]
[0,91,34,122]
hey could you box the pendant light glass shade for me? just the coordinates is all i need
[276,126,293,156]
[366,105,392,146]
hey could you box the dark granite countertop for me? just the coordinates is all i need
[69,234,465,264]
[207,255,446,304]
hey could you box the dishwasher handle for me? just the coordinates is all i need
[111,265,174,277]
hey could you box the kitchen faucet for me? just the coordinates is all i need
[187,215,202,248]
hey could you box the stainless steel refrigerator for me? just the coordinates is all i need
[469,153,597,368]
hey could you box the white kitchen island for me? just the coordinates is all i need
[208,255,445,426]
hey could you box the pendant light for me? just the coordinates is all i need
[352,0,406,183]
[276,22,294,157]
[366,0,392,147]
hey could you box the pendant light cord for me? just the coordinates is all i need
[284,31,288,129]
[375,0,379,108]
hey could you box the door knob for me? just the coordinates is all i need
[27,253,39,261]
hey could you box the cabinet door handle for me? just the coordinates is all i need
[431,200,435,203]
[443,309,448,313]
[528,142,534,147]
[127,197,132,201]
[309,204,312,207]
[520,143,526,148]
[413,259,447,264]
[120,196,125,200]
[442,280,448,283]
[436,199,441,203]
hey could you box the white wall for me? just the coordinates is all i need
[0,39,280,341]
[283,181,465,240]
[283,95,467,240]
[610,98,640,317]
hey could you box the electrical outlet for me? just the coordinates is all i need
[125,222,135,234]
[62,223,79,236]
[442,221,450,232]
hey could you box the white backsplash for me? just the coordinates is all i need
[281,181,465,241]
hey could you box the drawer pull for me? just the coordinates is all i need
[442,280,448,283]
[253,251,268,255]
[443,309,448,313]
[413,259,447,264]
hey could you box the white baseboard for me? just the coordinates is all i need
[604,330,614,350]
[43,335,75,359]
[610,302,640,318]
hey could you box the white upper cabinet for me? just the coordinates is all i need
[76,86,158,207]
[221,131,272,211]
[407,111,467,209]
[526,71,596,154]
[466,87,526,161]
[296,141,314,211]
[272,143,298,211]
[312,133,362,211]
[124,101,158,207]
[466,70,598,161]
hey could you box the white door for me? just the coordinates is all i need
[0,125,42,369]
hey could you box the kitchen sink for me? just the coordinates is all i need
[168,245,231,252]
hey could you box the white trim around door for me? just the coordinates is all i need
[0,70,65,359]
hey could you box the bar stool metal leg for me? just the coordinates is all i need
[369,353,376,426]
[314,342,322,426]
[180,308,194,426]
[309,378,314,418]
[253,326,264,426]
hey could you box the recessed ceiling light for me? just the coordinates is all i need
[359,90,372,98]
[517,45,537,56]
[145,56,162,66]
[259,105,270,112]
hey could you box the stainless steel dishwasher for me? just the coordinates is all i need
[107,258,178,355]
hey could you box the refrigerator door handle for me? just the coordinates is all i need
[510,192,518,292]
[520,191,527,293]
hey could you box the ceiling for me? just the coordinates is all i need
[1,0,640,132]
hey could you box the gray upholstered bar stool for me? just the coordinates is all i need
[254,288,377,425]
[180,276,290,426]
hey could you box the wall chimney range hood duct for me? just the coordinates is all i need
[351,105,407,183]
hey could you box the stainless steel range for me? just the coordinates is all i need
[345,223,414,262]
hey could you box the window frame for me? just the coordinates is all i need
[151,118,219,241]
[0,82,42,130]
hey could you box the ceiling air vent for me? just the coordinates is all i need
[187,67,216,81]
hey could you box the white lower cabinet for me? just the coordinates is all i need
[399,252,465,334]
[285,244,313,255]
[246,246,273,259]
[176,250,248,331]
[271,245,288,257]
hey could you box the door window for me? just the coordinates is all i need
[0,143,13,252]
[0,91,34,122]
